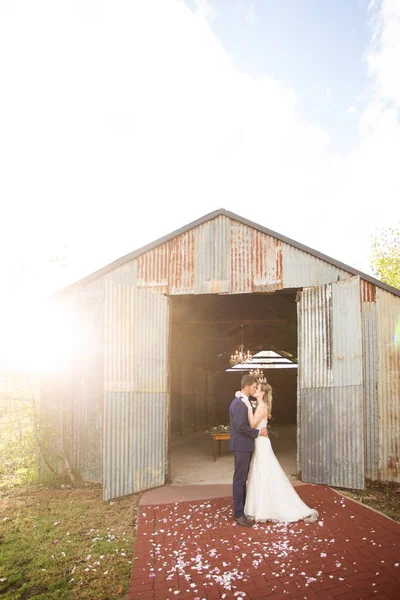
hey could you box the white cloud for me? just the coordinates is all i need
[0,0,399,310]
[329,0,400,269]
[244,2,256,25]
[353,1,400,215]
[367,0,400,107]
[194,0,217,21]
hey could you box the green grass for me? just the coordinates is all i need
[0,483,140,599]
[336,479,400,522]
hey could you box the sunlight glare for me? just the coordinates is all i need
[0,297,79,374]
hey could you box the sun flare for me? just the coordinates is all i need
[0,298,79,374]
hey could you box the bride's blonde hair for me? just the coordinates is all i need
[258,382,273,420]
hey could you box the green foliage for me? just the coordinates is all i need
[0,373,76,490]
[0,391,39,488]
[371,226,400,289]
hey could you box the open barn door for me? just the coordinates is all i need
[298,276,365,489]
[103,279,169,500]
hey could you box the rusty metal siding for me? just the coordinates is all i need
[194,215,230,293]
[137,231,195,295]
[362,297,379,480]
[252,229,283,292]
[136,241,169,294]
[168,229,195,294]
[137,245,169,293]
[229,222,284,293]
[298,284,332,389]
[230,220,253,293]
[361,280,377,303]
[134,217,358,296]
[376,289,400,482]
[137,217,230,294]
[298,277,365,489]
[103,279,168,500]
[135,217,287,295]
[63,208,400,300]
[283,244,349,288]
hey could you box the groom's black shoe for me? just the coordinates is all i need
[234,516,253,527]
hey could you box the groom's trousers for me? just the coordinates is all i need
[233,451,252,518]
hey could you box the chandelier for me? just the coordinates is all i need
[229,324,252,367]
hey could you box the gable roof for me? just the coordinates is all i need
[60,208,400,297]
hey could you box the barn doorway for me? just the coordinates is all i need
[169,291,298,485]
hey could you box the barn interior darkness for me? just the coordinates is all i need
[169,292,298,437]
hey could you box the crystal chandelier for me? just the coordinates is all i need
[229,324,252,367]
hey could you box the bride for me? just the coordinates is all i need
[237,378,318,523]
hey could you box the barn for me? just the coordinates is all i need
[40,209,400,500]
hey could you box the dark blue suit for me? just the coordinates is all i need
[229,397,259,518]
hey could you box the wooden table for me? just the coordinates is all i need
[210,432,230,461]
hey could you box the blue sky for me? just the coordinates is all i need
[187,0,371,151]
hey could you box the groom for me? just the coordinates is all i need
[229,374,268,527]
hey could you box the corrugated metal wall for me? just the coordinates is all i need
[298,284,332,390]
[103,391,167,499]
[361,282,400,483]
[194,216,230,293]
[136,216,349,295]
[300,387,364,488]
[361,281,379,480]
[331,278,363,386]
[376,289,400,482]
[41,213,400,497]
[298,277,365,489]
[283,245,349,288]
[102,278,168,500]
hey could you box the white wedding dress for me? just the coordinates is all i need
[244,418,318,523]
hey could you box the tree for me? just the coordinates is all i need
[0,244,72,487]
[371,226,400,290]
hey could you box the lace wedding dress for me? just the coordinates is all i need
[244,418,318,523]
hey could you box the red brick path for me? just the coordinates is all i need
[129,485,400,600]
